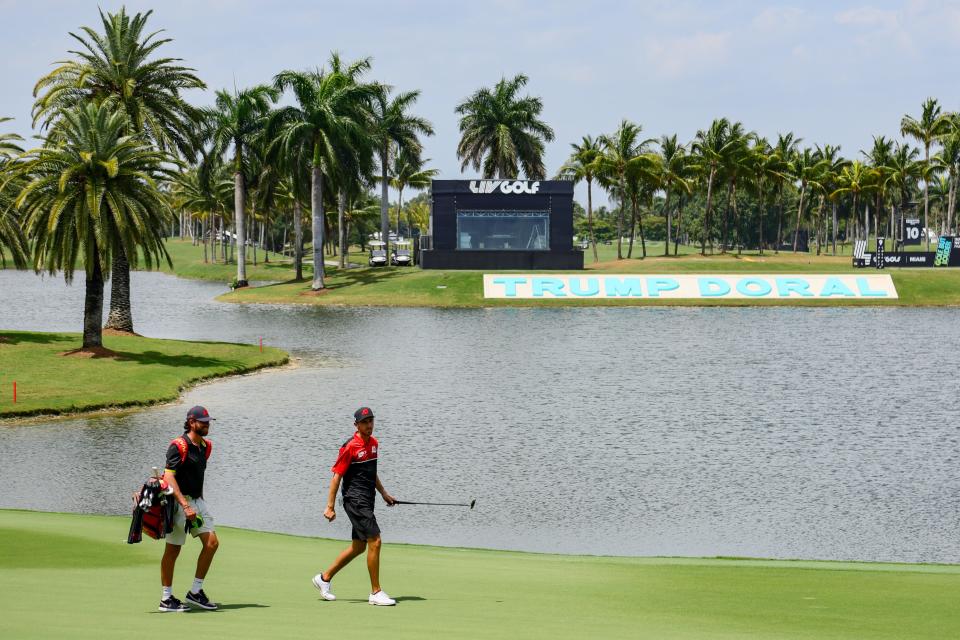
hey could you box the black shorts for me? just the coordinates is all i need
[343,500,380,541]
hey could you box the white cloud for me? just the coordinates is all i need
[644,31,731,78]
[834,6,900,31]
[752,6,805,31]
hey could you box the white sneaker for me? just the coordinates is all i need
[368,590,396,606]
[312,574,336,601]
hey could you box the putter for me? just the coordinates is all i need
[394,499,476,509]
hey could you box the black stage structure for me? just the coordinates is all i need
[419,179,583,270]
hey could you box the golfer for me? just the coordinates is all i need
[313,407,398,606]
[159,406,220,612]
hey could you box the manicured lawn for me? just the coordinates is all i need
[1,510,959,639]
[219,253,960,307]
[0,331,288,418]
[147,239,960,307]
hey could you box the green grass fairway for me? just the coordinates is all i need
[2,510,959,639]
[0,331,288,418]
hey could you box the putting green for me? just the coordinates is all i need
[2,510,959,639]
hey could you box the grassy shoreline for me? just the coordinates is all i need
[0,331,288,419]
[2,509,959,639]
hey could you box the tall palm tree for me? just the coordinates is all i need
[16,103,173,349]
[389,149,438,238]
[831,161,870,253]
[718,122,750,254]
[271,55,375,290]
[790,148,827,252]
[555,135,602,262]
[0,118,28,268]
[657,134,690,256]
[863,136,894,242]
[934,119,960,235]
[370,85,433,258]
[455,74,555,180]
[597,120,651,259]
[691,118,737,255]
[901,98,951,250]
[33,7,204,333]
[814,145,847,254]
[204,85,276,288]
[772,132,801,252]
[885,142,922,243]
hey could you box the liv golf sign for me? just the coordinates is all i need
[483,274,899,300]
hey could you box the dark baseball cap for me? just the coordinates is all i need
[187,405,215,422]
[354,407,375,421]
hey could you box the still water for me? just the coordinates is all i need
[0,270,958,561]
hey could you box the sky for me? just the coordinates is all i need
[3,0,960,206]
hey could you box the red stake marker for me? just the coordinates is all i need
[13,381,16,404]
[259,337,263,352]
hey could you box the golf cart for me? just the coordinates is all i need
[391,240,413,266]
[368,240,388,267]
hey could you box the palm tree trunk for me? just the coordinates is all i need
[757,185,765,255]
[586,178,598,263]
[627,193,637,259]
[924,145,931,251]
[815,195,825,256]
[663,190,672,257]
[396,185,404,237]
[832,201,838,255]
[82,249,105,349]
[639,196,648,258]
[311,165,325,290]
[380,149,391,258]
[294,200,303,280]
[702,167,716,256]
[949,168,957,235]
[104,247,134,333]
[792,184,807,253]
[616,187,625,260]
[338,190,347,269]
[721,181,733,253]
[202,215,208,263]
[775,186,785,254]
[674,194,684,256]
[731,182,741,255]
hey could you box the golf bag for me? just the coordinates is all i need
[127,477,175,544]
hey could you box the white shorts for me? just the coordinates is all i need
[166,496,215,546]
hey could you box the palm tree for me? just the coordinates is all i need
[597,120,651,259]
[271,55,375,290]
[772,133,801,252]
[863,136,894,243]
[370,85,434,258]
[814,145,847,254]
[204,85,277,288]
[691,118,736,255]
[656,134,690,256]
[831,161,870,253]
[33,7,204,333]
[389,149,438,239]
[0,118,28,268]
[555,135,602,262]
[717,122,750,254]
[16,103,173,349]
[885,142,922,244]
[901,98,951,250]
[790,148,828,252]
[934,119,960,235]
[455,74,555,180]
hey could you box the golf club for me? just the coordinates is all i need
[393,499,476,509]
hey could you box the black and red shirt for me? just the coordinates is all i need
[332,433,378,506]
[165,436,210,499]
